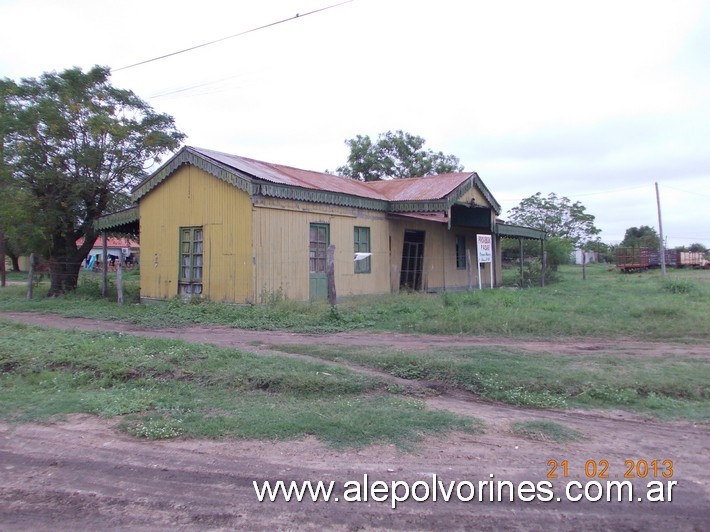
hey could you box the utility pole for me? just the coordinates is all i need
[655,182,666,277]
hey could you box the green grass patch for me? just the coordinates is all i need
[2,265,710,341]
[511,420,582,443]
[0,320,481,447]
[268,343,710,421]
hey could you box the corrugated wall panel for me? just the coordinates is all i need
[252,200,391,301]
[388,220,500,292]
[139,166,254,302]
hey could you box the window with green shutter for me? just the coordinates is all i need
[354,226,371,274]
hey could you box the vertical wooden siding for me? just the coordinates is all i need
[388,219,500,292]
[252,200,391,301]
[139,166,254,302]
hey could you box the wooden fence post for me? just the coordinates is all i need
[466,249,473,291]
[101,231,108,298]
[0,228,5,288]
[116,252,124,305]
[327,244,336,306]
[26,253,35,300]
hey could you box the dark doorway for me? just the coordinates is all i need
[400,230,425,290]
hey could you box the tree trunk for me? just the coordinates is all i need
[47,230,96,296]
[8,252,20,272]
[48,257,83,296]
[47,247,84,296]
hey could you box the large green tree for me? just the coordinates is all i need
[336,130,463,181]
[506,192,601,247]
[3,66,184,295]
[620,225,660,250]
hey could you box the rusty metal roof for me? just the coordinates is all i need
[193,148,390,201]
[192,148,480,203]
[134,146,500,213]
[366,172,474,201]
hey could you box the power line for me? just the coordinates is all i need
[112,0,354,73]
[497,184,650,205]
[661,183,710,199]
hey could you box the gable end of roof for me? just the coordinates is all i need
[132,147,259,201]
[472,174,501,215]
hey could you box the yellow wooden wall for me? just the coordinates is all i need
[139,165,254,302]
[387,222,501,292]
[252,198,391,301]
[138,166,503,303]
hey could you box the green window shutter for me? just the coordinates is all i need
[354,226,371,274]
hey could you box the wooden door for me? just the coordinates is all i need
[400,230,425,290]
[309,223,330,300]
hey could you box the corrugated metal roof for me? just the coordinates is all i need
[191,147,474,203]
[192,148,390,201]
[366,172,474,201]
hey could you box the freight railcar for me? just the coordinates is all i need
[615,247,708,272]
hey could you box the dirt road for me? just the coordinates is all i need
[1,312,708,530]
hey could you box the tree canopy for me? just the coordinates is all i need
[2,66,185,295]
[506,192,601,247]
[336,130,463,181]
[620,225,660,250]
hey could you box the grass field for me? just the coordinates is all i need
[1,264,709,340]
[0,319,481,447]
[1,263,708,444]
[268,343,709,421]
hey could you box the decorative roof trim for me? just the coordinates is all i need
[471,174,501,215]
[259,183,390,211]
[95,206,139,231]
[132,147,258,201]
[388,200,450,213]
[495,222,546,240]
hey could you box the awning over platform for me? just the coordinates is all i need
[494,222,546,240]
[95,206,139,234]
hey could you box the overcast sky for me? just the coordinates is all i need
[2,0,709,247]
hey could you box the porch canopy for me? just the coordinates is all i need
[94,206,139,297]
[95,206,139,234]
[494,222,547,287]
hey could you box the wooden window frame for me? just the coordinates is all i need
[354,226,371,274]
[455,234,466,270]
[179,226,203,295]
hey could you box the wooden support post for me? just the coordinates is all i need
[540,240,547,288]
[26,253,35,300]
[0,228,5,288]
[327,244,336,306]
[491,235,496,288]
[116,252,124,305]
[655,182,667,277]
[519,238,524,288]
[101,231,108,298]
[466,249,473,291]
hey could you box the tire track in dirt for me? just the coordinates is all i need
[1,310,709,530]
